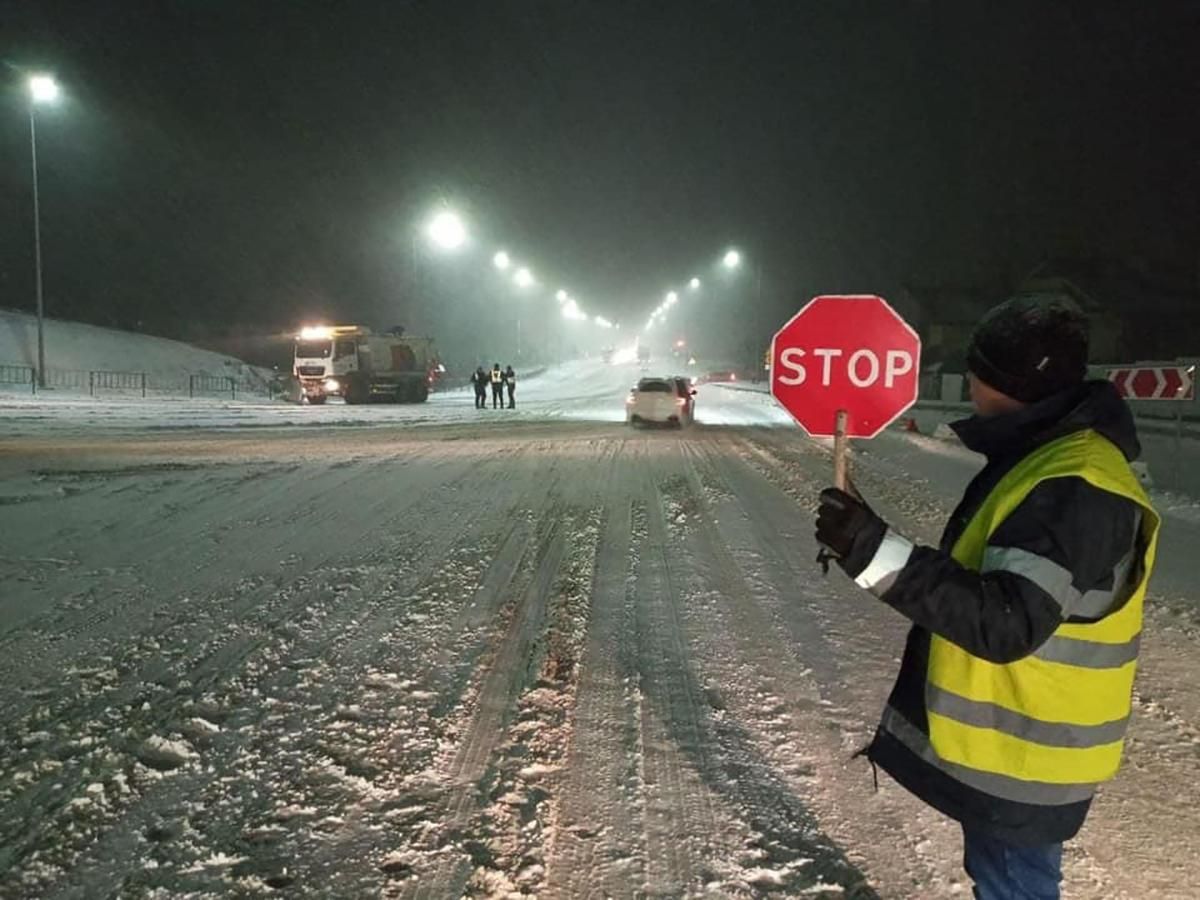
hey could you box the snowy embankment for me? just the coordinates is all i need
[0,309,271,396]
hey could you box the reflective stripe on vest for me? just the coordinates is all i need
[898,429,1159,802]
[881,706,1098,806]
[981,529,1141,619]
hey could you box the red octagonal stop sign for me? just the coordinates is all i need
[770,295,921,439]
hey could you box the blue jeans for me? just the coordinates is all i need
[963,828,1063,900]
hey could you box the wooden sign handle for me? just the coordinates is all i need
[834,409,849,491]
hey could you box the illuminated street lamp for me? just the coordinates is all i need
[27,74,60,388]
[723,248,741,269]
[666,291,678,305]
[493,250,511,270]
[556,289,569,302]
[510,266,536,358]
[29,75,59,104]
[689,277,701,290]
[426,209,467,250]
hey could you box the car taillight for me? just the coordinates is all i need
[676,398,687,406]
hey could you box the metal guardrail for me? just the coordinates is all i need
[913,398,1199,431]
[89,370,147,397]
[42,368,91,392]
[0,364,36,394]
[189,374,237,399]
[1,360,266,401]
[37,368,148,396]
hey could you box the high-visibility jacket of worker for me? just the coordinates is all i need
[851,382,1158,846]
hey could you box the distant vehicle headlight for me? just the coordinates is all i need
[323,379,340,392]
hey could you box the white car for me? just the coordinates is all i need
[626,376,695,427]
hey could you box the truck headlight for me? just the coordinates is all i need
[323,379,340,392]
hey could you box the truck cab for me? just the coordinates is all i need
[293,326,368,404]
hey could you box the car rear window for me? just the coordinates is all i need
[637,380,672,392]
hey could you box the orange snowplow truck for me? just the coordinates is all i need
[292,325,440,404]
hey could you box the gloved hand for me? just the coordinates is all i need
[815,486,889,579]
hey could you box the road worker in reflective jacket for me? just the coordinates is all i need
[816,295,1158,900]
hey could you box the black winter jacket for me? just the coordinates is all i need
[865,381,1143,846]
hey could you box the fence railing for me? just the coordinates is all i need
[89,370,147,397]
[189,374,238,399]
[0,364,36,394]
[0,361,270,401]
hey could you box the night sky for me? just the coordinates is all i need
[2,1,1198,364]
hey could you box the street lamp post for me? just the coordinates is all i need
[513,268,534,359]
[28,74,59,388]
[414,207,468,363]
[726,250,767,377]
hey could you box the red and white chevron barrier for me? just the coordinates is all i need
[1107,366,1195,401]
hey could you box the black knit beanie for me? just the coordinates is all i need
[966,295,1089,403]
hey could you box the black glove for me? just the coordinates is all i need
[815,487,888,579]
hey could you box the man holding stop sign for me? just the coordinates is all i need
[773,295,1158,900]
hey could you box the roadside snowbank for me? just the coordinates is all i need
[0,309,270,395]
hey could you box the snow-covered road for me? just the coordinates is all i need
[2,361,1198,898]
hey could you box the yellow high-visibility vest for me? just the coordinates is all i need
[926,429,1159,803]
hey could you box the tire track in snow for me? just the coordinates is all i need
[624,450,737,896]
[293,450,575,891]
[545,457,648,897]
[0,451,516,894]
[669,439,882,895]
[0,448,443,719]
[0,449,471,747]
[57,448,558,897]
[403,517,569,898]
[461,504,603,897]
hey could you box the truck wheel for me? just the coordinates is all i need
[393,383,411,403]
[414,383,429,403]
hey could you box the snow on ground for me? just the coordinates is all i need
[0,357,792,435]
[1,356,1199,898]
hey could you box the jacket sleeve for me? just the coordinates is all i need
[854,476,1141,663]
